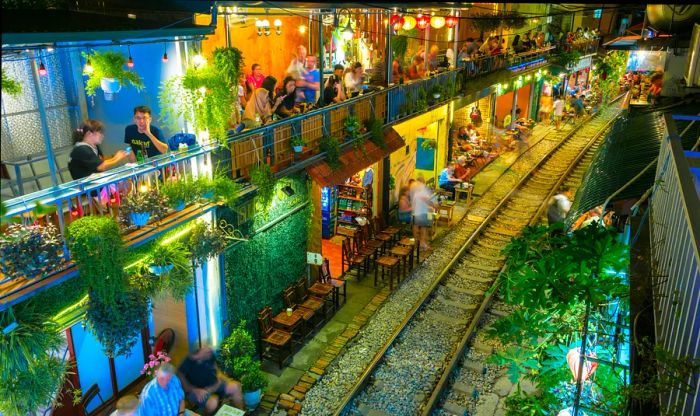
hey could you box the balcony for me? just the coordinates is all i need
[0,43,594,307]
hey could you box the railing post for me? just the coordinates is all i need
[385,10,393,85]
[29,50,59,189]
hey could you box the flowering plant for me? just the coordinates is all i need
[141,351,170,377]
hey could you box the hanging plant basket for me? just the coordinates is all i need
[100,77,122,101]
[129,211,151,227]
[293,145,303,153]
[148,263,174,276]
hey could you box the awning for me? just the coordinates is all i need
[307,127,405,188]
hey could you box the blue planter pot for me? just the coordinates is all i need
[148,264,174,276]
[293,145,303,153]
[174,201,186,210]
[346,126,355,132]
[129,212,151,227]
[202,191,214,200]
[243,389,262,410]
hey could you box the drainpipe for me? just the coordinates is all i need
[224,13,231,47]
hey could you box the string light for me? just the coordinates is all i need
[445,15,458,28]
[127,45,134,68]
[430,16,446,29]
[416,14,430,30]
[273,18,282,35]
[84,54,94,74]
[402,16,416,30]
[298,24,307,34]
[162,43,168,63]
[38,62,47,76]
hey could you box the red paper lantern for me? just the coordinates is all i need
[416,15,430,30]
[566,348,598,382]
[390,14,405,32]
[445,15,458,28]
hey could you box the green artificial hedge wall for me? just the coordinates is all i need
[224,174,310,341]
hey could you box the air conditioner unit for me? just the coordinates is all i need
[685,23,700,87]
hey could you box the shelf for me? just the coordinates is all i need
[337,195,365,202]
[337,208,362,214]
[338,219,356,224]
[338,184,364,190]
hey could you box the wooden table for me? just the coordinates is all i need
[273,310,302,346]
[455,183,473,205]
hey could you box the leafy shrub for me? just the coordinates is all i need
[0,223,63,280]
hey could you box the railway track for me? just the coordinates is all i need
[334,99,626,416]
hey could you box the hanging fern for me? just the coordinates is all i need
[1,72,22,96]
[81,50,143,97]
[250,164,276,209]
[320,135,342,170]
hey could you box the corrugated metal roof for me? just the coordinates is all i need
[568,99,700,221]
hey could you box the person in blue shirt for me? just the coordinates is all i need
[124,105,168,162]
[139,363,187,416]
[572,95,585,118]
[438,162,463,200]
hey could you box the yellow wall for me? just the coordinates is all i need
[389,104,449,204]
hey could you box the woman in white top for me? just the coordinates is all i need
[344,62,364,98]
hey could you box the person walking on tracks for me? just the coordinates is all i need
[547,186,572,226]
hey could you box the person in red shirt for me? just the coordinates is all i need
[245,63,265,97]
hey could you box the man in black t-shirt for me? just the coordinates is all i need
[124,105,168,162]
[323,64,346,106]
[178,347,243,414]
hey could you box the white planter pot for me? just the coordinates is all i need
[100,77,122,100]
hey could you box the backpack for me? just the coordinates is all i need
[167,132,197,151]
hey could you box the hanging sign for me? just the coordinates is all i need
[307,252,323,265]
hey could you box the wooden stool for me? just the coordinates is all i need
[258,306,292,369]
[398,237,420,267]
[374,256,400,290]
[455,184,473,205]
[390,245,413,280]
[375,216,401,244]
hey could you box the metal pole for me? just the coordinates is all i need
[573,302,592,416]
[424,24,430,73]
[385,10,393,84]
[224,13,231,47]
[29,50,59,188]
[318,9,325,88]
[511,87,518,126]
[452,10,460,68]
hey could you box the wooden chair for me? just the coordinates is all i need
[282,286,315,339]
[258,306,292,369]
[389,244,413,280]
[321,257,346,309]
[294,278,327,325]
[79,383,104,416]
[374,255,400,290]
[361,223,386,255]
[342,237,368,279]
[353,230,378,264]
[367,220,392,253]
[375,215,401,243]
[308,272,335,315]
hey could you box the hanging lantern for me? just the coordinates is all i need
[390,14,404,31]
[416,14,430,30]
[445,15,458,28]
[403,15,416,31]
[566,348,599,382]
[430,16,446,29]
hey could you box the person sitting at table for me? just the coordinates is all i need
[392,59,404,83]
[275,76,299,119]
[323,64,346,106]
[454,156,470,181]
[407,56,425,80]
[125,105,168,162]
[438,162,463,200]
[466,124,480,142]
[237,76,285,131]
[245,63,265,100]
[344,62,364,98]
[68,119,128,180]
[110,395,140,416]
[139,363,188,416]
[178,346,244,414]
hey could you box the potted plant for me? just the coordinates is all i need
[160,176,197,210]
[344,115,361,135]
[147,243,193,299]
[185,221,227,267]
[290,135,305,153]
[430,84,442,100]
[217,321,256,377]
[241,361,268,409]
[366,117,386,150]
[421,138,437,150]
[141,351,171,378]
[320,135,342,170]
[82,50,144,100]
[212,174,243,207]
[86,289,150,357]
[0,222,63,280]
[119,190,168,227]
